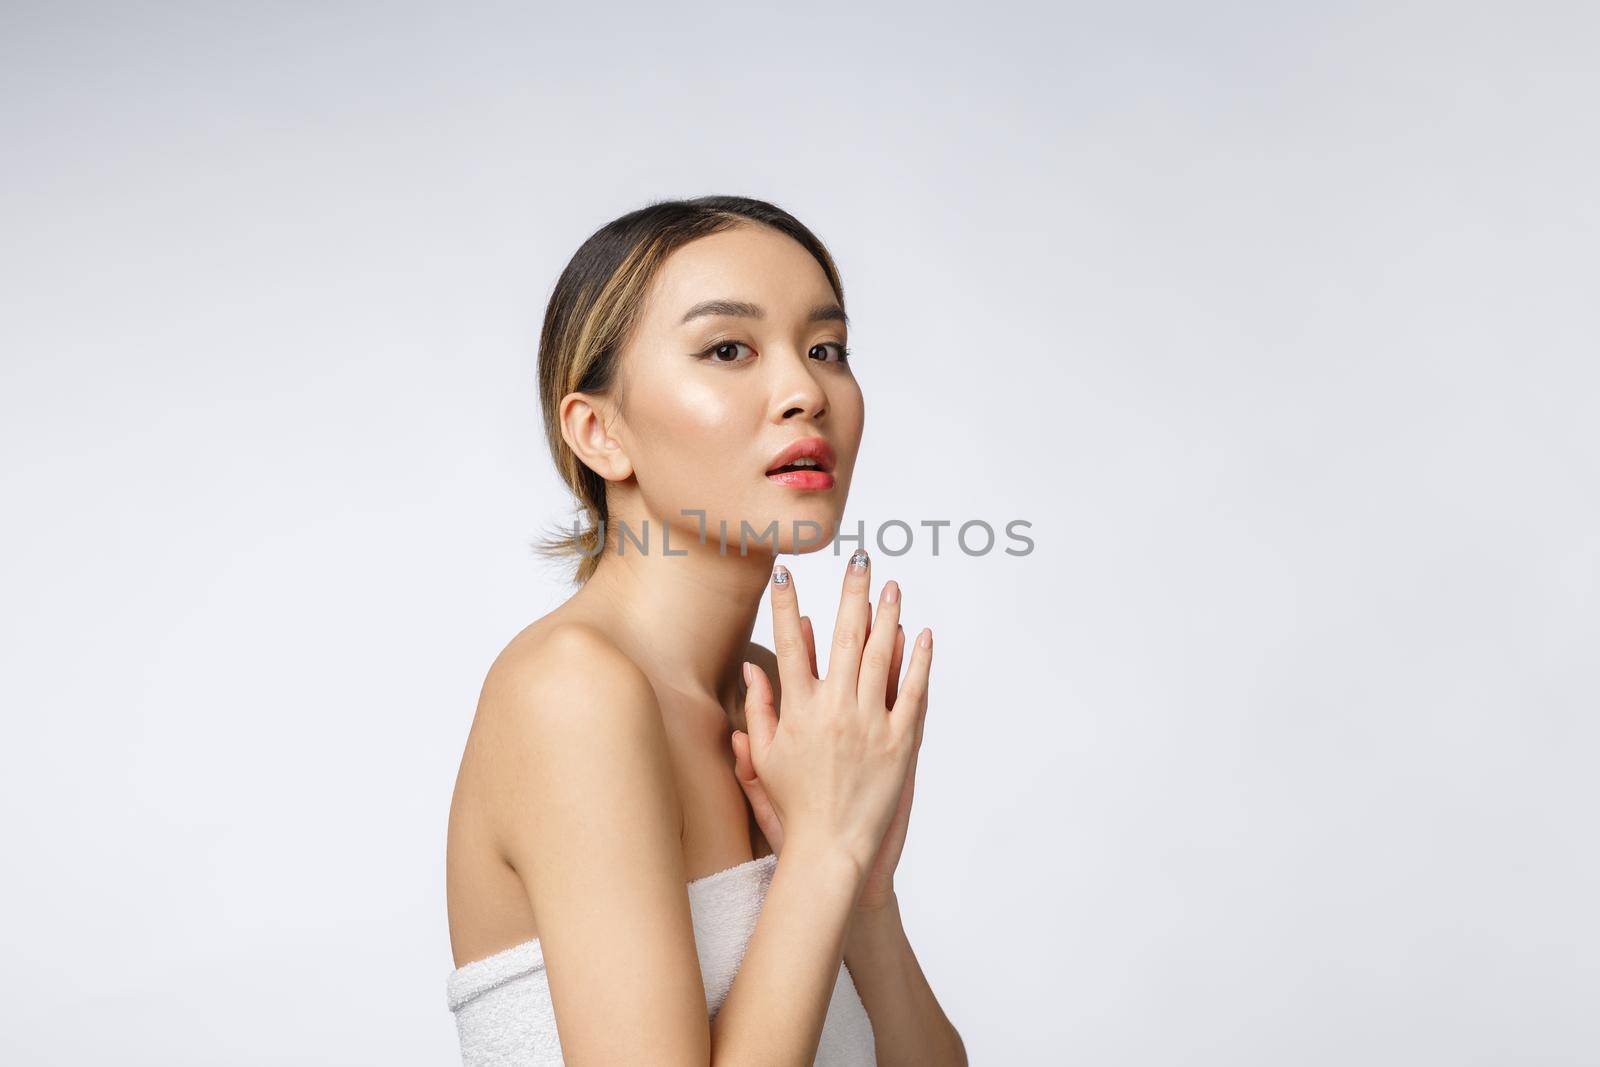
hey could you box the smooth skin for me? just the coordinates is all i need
[445,223,966,1065]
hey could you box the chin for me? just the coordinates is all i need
[777,531,837,555]
[772,504,847,554]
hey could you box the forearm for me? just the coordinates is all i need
[842,894,967,1067]
[709,840,862,1067]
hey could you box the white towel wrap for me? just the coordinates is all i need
[446,853,877,1065]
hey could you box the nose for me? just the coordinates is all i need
[771,348,828,422]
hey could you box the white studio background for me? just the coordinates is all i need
[2,3,1596,1064]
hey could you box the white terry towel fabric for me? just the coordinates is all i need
[446,852,877,1066]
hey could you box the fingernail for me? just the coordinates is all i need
[884,581,900,604]
[772,564,790,585]
[848,548,869,573]
[918,628,932,649]
[741,661,752,685]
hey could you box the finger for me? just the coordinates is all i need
[891,627,933,736]
[767,563,813,701]
[826,547,873,694]
[858,579,902,709]
[742,660,779,758]
[799,615,819,679]
[731,731,786,853]
[912,641,930,747]
[900,743,921,816]
[886,624,905,710]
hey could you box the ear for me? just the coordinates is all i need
[559,391,633,482]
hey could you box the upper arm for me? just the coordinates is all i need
[481,625,707,1065]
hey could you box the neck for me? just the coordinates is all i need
[571,507,775,710]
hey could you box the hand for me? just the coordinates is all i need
[732,553,932,900]
[734,613,927,912]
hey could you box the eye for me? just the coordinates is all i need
[810,342,851,364]
[697,340,755,364]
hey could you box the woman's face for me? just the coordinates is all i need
[610,223,864,555]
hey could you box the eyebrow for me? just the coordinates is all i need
[678,298,849,328]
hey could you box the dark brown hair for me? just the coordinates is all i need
[533,195,847,584]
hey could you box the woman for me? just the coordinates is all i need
[445,196,968,1066]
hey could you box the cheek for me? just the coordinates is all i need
[670,379,741,435]
[831,380,866,450]
[630,380,750,495]
[641,378,742,454]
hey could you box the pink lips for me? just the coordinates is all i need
[764,436,837,491]
[766,468,835,490]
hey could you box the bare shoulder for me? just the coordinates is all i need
[470,621,683,842]
[482,620,657,725]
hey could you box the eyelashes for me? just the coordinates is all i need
[693,340,851,365]
[695,340,754,364]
